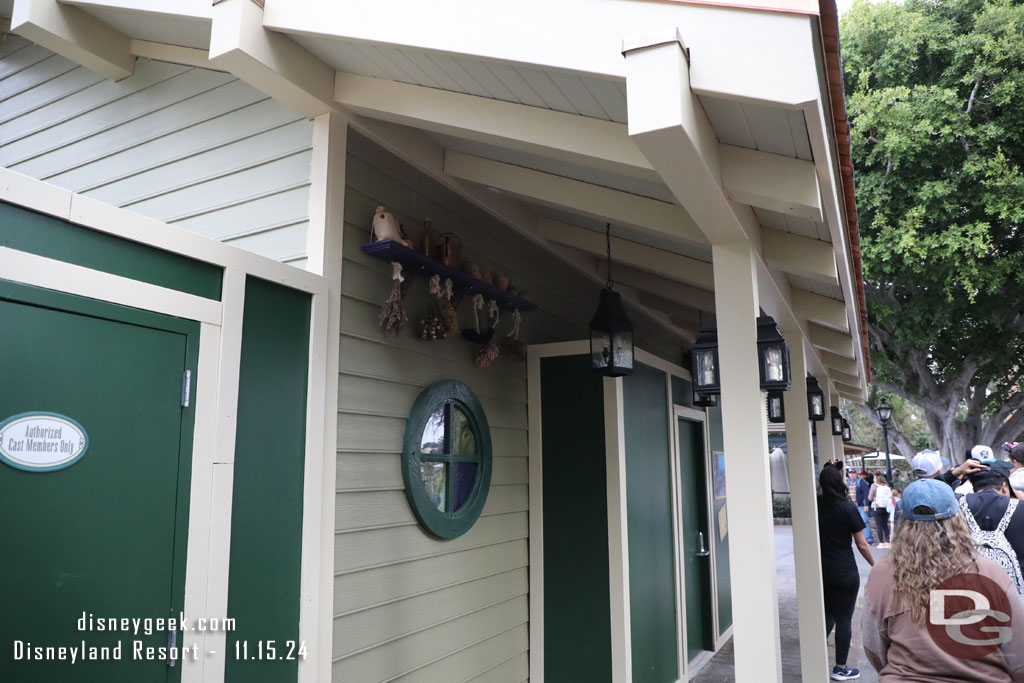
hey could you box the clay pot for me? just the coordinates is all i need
[495,272,509,291]
[463,260,481,279]
[479,266,493,285]
[419,217,437,256]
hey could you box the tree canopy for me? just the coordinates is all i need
[841,0,1024,460]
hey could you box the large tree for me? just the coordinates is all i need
[841,0,1024,462]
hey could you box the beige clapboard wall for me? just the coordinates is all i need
[335,131,682,682]
[0,36,313,266]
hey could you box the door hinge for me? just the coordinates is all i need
[181,370,192,408]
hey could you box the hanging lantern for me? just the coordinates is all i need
[767,390,785,424]
[806,376,826,421]
[830,406,844,436]
[692,387,718,409]
[690,324,720,395]
[756,316,791,391]
[841,418,852,443]
[590,223,634,377]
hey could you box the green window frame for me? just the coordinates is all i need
[402,380,492,539]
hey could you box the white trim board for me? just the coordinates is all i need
[0,167,327,297]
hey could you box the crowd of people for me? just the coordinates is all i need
[816,444,1024,681]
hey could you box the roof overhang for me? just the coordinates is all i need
[2,0,870,398]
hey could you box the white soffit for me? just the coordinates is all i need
[426,131,675,203]
[293,34,629,123]
[63,3,212,50]
[701,96,813,161]
[754,207,831,243]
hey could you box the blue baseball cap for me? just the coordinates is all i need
[900,478,958,521]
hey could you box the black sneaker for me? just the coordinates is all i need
[831,666,861,680]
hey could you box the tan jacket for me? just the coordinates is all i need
[862,555,1024,682]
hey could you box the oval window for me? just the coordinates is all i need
[402,380,492,539]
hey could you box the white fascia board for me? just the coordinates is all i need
[761,227,838,286]
[209,0,334,119]
[791,288,849,333]
[265,0,818,104]
[335,71,656,181]
[537,218,714,290]
[63,0,211,20]
[11,0,134,80]
[720,144,823,222]
[623,34,761,246]
[443,150,707,247]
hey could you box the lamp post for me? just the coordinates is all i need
[876,398,894,484]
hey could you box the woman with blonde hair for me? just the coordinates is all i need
[862,478,1024,681]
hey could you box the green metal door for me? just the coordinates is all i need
[0,281,198,682]
[678,417,714,665]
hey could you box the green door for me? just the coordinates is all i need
[0,281,198,682]
[678,417,714,664]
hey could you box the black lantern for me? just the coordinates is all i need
[756,316,791,391]
[876,399,893,424]
[767,390,785,423]
[830,406,843,436]
[841,418,852,443]
[692,387,718,409]
[589,223,634,377]
[690,324,720,395]
[806,376,826,421]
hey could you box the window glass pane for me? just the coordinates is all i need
[420,406,446,455]
[451,406,477,456]
[452,462,478,512]
[420,462,446,511]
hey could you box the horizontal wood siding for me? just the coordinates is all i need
[0,36,312,265]
[336,131,683,682]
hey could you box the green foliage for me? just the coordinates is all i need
[842,0,1024,445]
[772,496,792,519]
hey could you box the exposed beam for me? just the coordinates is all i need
[623,32,761,246]
[791,288,848,332]
[826,368,862,388]
[335,72,656,181]
[537,218,713,290]
[443,151,706,246]
[63,0,211,18]
[11,0,134,80]
[761,227,838,286]
[209,0,335,119]
[818,350,859,377]
[835,381,867,402]
[808,324,855,359]
[721,144,822,222]
[596,260,716,314]
[131,40,222,71]
[637,292,700,327]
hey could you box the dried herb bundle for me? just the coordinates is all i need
[378,261,406,336]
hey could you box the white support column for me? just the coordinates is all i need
[783,337,830,681]
[712,239,782,681]
[300,111,346,683]
[604,377,632,683]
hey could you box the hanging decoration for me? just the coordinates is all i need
[475,299,501,368]
[504,309,526,361]
[440,278,459,337]
[378,261,406,336]
[418,274,446,341]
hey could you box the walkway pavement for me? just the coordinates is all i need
[693,526,888,682]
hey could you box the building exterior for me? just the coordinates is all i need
[0,1,870,682]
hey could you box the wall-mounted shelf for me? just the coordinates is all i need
[361,240,538,311]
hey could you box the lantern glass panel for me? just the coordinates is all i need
[613,331,634,371]
[877,402,893,424]
[842,419,852,442]
[764,344,785,383]
[831,407,843,436]
[810,394,824,418]
[767,391,785,423]
[694,349,717,390]
[591,329,611,370]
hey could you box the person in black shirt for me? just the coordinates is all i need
[961,468,1024,572]
[818,465,876,680]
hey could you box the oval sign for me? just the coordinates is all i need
[0,412,89,472]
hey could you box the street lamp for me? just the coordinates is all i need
[876,398,894,483]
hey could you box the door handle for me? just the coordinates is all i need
[696,531,710,557]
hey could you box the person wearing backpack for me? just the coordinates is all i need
[872,474,893,548]
[960,468,1024,595]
